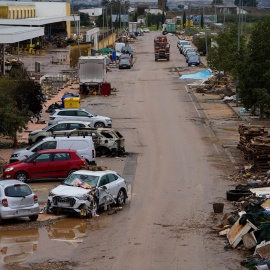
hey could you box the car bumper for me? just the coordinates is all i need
[0,205,39,219]
[48,196,91,213]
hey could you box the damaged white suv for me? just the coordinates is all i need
[47,170,127,217]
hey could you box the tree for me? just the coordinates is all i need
[161,9,166,25]
[147,13,152,27]
[207,27,242,75]
[95,14,103,27]
[234,0,258,6]
[201,12,204,28]
[183,10,186,29]
[211,0,223,4]
[237,16,270,118]
[0,70,45,146]
[178,5,184,9]
[194,35,211,56]
[80,12,90,26]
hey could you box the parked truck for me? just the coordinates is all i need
[128,22,138,34]
[162,23,176,34]
[154,36,170,61]
[78,56,106,94]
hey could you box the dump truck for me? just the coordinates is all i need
[78,56,106,94]
[154,36,170,61]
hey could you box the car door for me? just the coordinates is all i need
[49,123,68,135]
[51,152,71,178]
[57,110,76,122]
[27,153,53,179]
[107,173,119,198]
[76,111,92,122]
[97,175,111,205]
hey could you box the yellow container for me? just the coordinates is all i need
[64,97,80,108]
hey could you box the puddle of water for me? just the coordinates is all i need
[0,217,109,267]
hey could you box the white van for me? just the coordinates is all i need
[114,42,125,52]
[10,136,96,165]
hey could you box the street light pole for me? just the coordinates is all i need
[236,0,242,107]
[103,7,105,55]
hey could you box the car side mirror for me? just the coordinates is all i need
[102,186,107,190]
[32,160,36,164]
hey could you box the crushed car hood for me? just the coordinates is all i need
[51,185,92,197]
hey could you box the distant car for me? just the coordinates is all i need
[119,58,131,69]
[119,54,133,66]
[47,170,128,216]
[48,108,112,128]
[28,121,94,145]
[182,45,192,56]
[137,28,144,36]
[188,55,201,66]
[185,51,197,62]
[121,46,133,57]
[0,180,39,224]
[4,149,86,182]
[143,28,150,33]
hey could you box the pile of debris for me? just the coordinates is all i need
[238,125,270,172]
[214,168,270,269]
[189,73,236,95]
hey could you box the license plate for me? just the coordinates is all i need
[17,209,31,215]
[57,202,70,207]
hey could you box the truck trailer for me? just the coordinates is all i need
[78,56,106,94]
[128,22,138,34]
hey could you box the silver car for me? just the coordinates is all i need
[28,121,93,145]
[48,108,112,128]
[48,170,127,217]
[0,180,39,224]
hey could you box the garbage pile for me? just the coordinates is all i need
[188,73,235,96]
[238,125,270,172]
[213,140,270,269]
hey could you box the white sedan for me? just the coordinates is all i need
[48,170,128,217]
[143,28,150,33]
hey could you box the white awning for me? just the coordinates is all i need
[0,26,44,43]
[0,16,79,26]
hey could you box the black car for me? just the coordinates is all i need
[119,58,131,69]
[188,55,200,66]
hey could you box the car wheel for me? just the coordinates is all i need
[15,171,28,182]
[117,189,126,206]
[94,122,105,128]
[36,136,45,143]
[67,169,77,176]
[29,214,39,221]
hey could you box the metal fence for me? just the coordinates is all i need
[40,67,78,100]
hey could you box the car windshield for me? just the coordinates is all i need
[120,59,130,63]
[43,125,54,131]
[5,185,32,197]
[63,173,100,188]
[23,152,40,163]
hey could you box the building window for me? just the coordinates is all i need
[17,9,19,19]
[9,10,11,19]
[21,9,23,18]
[13,9,15,19]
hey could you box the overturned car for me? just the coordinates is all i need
[47,170,128,217]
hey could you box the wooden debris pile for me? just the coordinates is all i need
[238,124,270,171]
[80,165,111,171]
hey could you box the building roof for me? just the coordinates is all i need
[0,16,79,26]
[0,26,44,43]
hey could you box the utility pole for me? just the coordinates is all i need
[103,7,105,55]
[222,5,226,33]
[214,0,216,32]
[106,5,109,47]
[236,0,241,107]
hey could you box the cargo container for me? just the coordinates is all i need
[78,56,106,94]
[128,22,138,33]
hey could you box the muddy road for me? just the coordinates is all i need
[72,33,243,269]
[2,32,245,270]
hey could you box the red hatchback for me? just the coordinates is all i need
[3,149,86,182]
